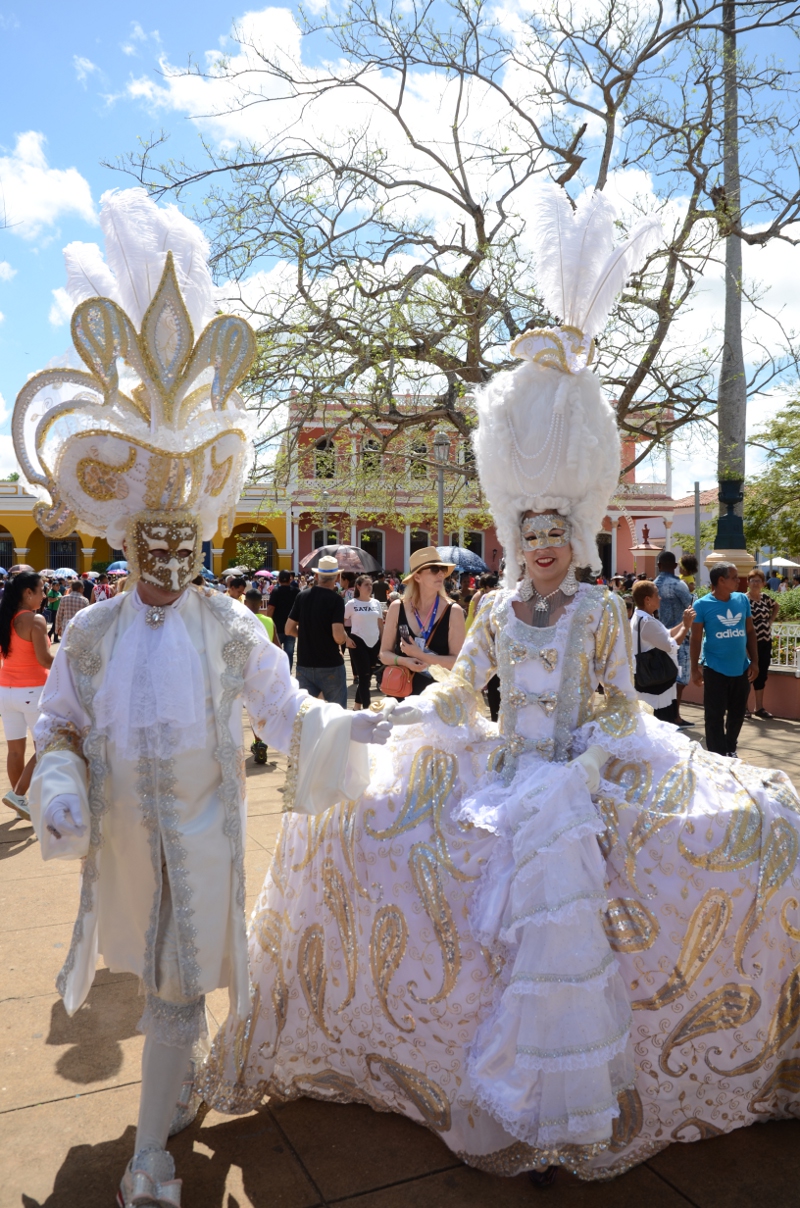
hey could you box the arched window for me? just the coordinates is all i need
[0,531,13,570]
[359,529,384,567]
[410,442,428,479]
[361,438,382,475]
[409,530,429,555]
[49,536,79,571]
[314,438,336,479]
[463,531,483,559]
[312,528,340,549]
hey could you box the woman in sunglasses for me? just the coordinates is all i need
[379,546,466,697]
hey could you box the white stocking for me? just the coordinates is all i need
[135,1033,194,1155]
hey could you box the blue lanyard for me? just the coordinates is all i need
[412,595,439,646]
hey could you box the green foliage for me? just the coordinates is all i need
[91,560,111,573]
[235,533,269,571]
[671,520,718,554]
[3,471,19,482]
[744,395,800,557]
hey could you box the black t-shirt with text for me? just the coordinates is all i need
[288,586,345,668]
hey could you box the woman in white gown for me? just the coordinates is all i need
[200,191,800,1180]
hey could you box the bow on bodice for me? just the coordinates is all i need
[506,643,559,672]
[506,687,558,717]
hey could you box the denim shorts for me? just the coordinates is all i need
[296,665,348,709]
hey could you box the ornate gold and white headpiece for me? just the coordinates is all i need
[473,186,662,581]
[12,189,257,555]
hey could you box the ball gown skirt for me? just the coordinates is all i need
[199,587,800,1180]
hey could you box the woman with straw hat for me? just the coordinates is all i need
[379,546,466,697]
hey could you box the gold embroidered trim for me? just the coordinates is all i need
[283,698,315,812]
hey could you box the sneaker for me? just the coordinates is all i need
[117,1147,181,1208]
[726,750,738,759]
[675,719,693,729]
[2,791,30,820]
[755,708,774,720]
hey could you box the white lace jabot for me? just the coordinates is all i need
[94,587,206,761]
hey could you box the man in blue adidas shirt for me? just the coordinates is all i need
[690,562,758,757]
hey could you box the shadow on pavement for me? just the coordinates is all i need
[46,970,141,1085]
[0,813,36,858]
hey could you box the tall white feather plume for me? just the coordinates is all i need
[63,242,120,313]
[530,185,662,337]
[97,188,215,333]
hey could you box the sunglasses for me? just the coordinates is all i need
[422,565,448,574]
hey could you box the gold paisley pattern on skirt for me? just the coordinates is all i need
[632,889,731,1011]
[748,1058,800,1114]
[299,923,338,1041]
[370,906,415,1033]
[322,857,358,1013]
[595,794,620,859]
[365,1054,451,1131]
[232,984,261,1082]
[679,789,762,871]
[407,842,461,1004]
[659,983,761,1076]
[608,1087,644,1152]
[671,1117,726,1142]
[625,762,696,892]
[603,898,659,954]
[338,799,375,899]
[734,818,799,974]
[706,967,800,1076]
[604,759,653,806]
[780,898,800,941]
[365,747,456,840]
[291,811,332,872]
[252,908,288,1056]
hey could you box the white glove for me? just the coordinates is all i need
[570,744,611,795]
[380,698,425,726]
[43,794,87,840]
[350,711,392,746]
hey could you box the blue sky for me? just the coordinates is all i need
[0,2,797,505]
[0,2,242,471]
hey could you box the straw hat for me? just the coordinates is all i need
[316,555,340,576]
[402,547,456,582]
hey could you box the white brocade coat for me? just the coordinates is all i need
[29,586,368,1021]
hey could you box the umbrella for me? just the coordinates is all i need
[107,568,127,576]
[254,569,271,578]
[225,565,249,578]
[300,544,382,573]
[759,556,800,569]
[0,567,7,576]
[199,566,215,580]
[435,545,488,574]
[106,560,128,572]
[53,567,78,578]
[85,570,100,579]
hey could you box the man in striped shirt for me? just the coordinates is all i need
[55,580,89,638]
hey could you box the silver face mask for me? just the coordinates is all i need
[130,515,201,593]
[519,513,572,550]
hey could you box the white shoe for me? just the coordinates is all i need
[168,1059,202,1137]
[2,791,30,821]
[117,1147,181,1208]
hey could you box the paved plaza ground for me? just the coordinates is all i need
[2,698,800,1208]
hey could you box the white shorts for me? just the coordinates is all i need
[0,684,44,741]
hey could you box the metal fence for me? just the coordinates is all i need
[772,623,800,675]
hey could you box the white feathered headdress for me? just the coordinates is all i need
[473,187,661,580]
[12,188,257,547]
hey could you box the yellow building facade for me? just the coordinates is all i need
[0,483,292,576]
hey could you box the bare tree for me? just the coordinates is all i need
[113,0,800,492]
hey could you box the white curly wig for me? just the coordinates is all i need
[473,360,620,585]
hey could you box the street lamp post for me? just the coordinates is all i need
[432,432,450,548]
[321,488,329,547]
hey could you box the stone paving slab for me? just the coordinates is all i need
[2,701,800,1206]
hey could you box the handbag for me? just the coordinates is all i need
[382,604,451,698]
[634,616,678,694]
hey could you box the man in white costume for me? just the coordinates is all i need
[13,189,390,1208]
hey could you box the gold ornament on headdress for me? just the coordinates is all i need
[12,252,256,544]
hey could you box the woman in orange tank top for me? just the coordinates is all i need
[0,572,54,820]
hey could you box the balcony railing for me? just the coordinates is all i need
[617,482,668,497]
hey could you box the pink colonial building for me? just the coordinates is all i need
[275,403,684,577]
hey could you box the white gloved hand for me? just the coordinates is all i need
[381,699,425,726]
[350,711,393,746]
[43,794,87,840]
[570,744,611,795]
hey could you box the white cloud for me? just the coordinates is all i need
[0,131,95,239]
[48,286,74,327]
[0,261,14,280]
[121,20,156,55]
[73,55,99,85]
[0,310,4,323]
